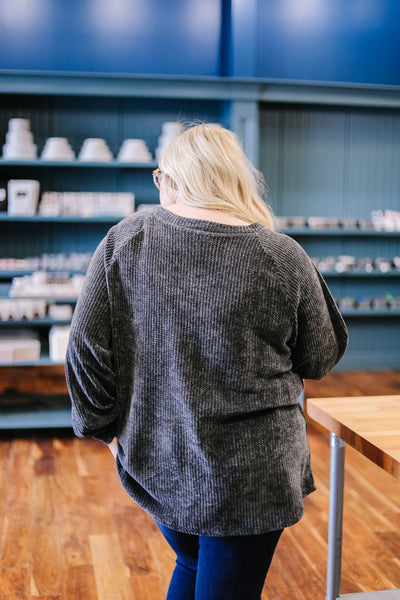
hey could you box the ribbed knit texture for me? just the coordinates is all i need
[65,206,348,536]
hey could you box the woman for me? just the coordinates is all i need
[66,124,348,600]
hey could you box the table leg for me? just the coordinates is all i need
[326,432,346,600]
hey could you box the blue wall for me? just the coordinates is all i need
[0,0,399,85]
[255,0,400,85]
[0,0,223,76]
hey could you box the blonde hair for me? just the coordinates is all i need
[159,124,274,229]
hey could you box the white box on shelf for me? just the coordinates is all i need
[0,329,41,363]
[7,180,40,216]
[12,339,41,362]
[49,325,70,363]
[48,304,73,321]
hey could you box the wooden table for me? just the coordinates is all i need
[307,395,400,600]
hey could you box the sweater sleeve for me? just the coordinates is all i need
[290,258,348,380]
[65,238,118,443]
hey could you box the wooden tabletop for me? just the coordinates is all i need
[307,395,400,480]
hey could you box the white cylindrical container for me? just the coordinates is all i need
[8,118,31,132]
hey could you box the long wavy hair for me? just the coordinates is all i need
[159,124,274,229]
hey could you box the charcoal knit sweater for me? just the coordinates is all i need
[65,206,348,536]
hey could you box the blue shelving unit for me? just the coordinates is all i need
[0,71,399,428]
[286,222,400,370]
[0,73,237,428]
[262,99,400,371]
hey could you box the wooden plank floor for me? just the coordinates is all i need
[0,370,399,599]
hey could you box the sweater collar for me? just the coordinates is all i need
[155,206,264,235]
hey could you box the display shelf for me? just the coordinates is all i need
[0,354,63,367]
[281,227,400,237]
[0,270,86,278]
[0,214,126,223]
[1,71,400,109]
[0,158,157,168]
[0,318,71,327]
[0,406,71,429]
[339,308,400,317]
[320,270,400,278]
[0,69,398,422]
[0,283,78,302]
[4,296,78,302]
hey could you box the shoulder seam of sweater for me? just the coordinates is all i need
[103,211,152,271]
[254,230,299,311]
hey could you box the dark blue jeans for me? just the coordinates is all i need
[156,522,283,600]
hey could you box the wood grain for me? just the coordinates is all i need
[0,567,30,600]
[31,525,63,596]
[307,395,400,478]
[89,533,132,600]
[64,565,98,600]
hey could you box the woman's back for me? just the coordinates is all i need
[67,205,347,535]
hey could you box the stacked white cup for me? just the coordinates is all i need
[41,137,75,161]
[155,122,184,162]
[2,118,37,159]
[117,139,152,163]
[78,138,113,162]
